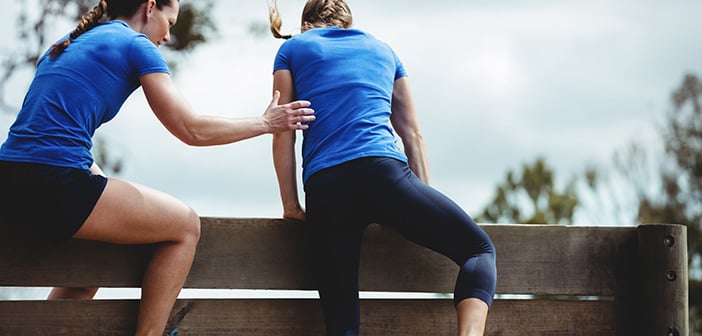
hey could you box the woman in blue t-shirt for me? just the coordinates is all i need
[0,0,314,334]
[268,1,496,335]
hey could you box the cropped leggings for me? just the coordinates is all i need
[304,157,496,336]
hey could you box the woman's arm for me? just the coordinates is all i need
[140,72,314,146]
[272,70,305,220]
[390,77,431,184]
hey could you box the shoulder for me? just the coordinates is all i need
[355,29,394,50]
[276,31,315,57]
[93,20,141,40]
[94,22,169,75]
[92,21,154,50]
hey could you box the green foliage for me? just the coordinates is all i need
[583,72,702,333]
[169,1,217,52]
[667,74,702,213]
[476,158,579,225]
[625,73,702,255]
[66,0,218,52]
[649,74,702,333]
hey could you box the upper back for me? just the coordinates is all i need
[273,27,408,181]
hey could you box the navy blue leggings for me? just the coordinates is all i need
[304,157,496,336]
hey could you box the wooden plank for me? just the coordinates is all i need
[0,219,641,295]
[485,224,639,296]
[0,298,623,336]
[0,238,153,287]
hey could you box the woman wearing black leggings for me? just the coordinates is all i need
[268,1,496,335]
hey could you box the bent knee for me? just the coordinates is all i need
[187,208,201,241]
[177,207,201,245]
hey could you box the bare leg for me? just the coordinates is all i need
[47,287,99,300]
[72,178,200,336]
[133,239,197,335]
[457,298,489,336]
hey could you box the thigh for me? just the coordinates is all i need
[369,159,494,264]
[304,162,371,283]
[304,159,371,231]
[305,166,367,333]
[75,177,199,244]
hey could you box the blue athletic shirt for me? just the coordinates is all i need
[0,20,169,170]
[273,27,408,183]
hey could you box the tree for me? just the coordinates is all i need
[648,73,701,333]
[476,157,579,225]
[584,73,702,334]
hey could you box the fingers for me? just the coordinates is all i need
[288,113,315,130]
[269,90,281,107]
[264,96,315,132]
[285,100,315,130]
[285,99,311,109]
[290,108,315,119]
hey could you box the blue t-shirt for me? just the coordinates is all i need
[0,20,169,170]
[273,27,408,183]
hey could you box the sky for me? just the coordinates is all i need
[1,0,701,300]
[1,0,701,226]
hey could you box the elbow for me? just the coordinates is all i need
[401,129,425,144]
[178,125,210,147]
[400,130,428,154]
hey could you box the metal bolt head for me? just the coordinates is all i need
[665,271,677,281]
[664,235,675,247]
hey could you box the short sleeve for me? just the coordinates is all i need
[129,35,170,76]
[273,40,293,73]
[392,49,407,80]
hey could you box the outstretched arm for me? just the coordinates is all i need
[140,72,314,146]
[272,69,305,220]
[390,77,430,183]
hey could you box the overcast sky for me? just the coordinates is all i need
[1,0,701,226]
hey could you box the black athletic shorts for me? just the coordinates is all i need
[0,160,108,245]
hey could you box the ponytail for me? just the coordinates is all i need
[269,0,353,40]
[268,0,292,40]
[49,0,109,58]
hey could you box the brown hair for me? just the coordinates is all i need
[269,0,353,40]
[49,0,178,58]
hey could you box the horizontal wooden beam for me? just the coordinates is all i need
[0,298,622,336]
[1,219,644,296]
[1,220,688,335]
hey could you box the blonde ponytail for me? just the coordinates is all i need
[268,0,293,40]
[269,0,353,40]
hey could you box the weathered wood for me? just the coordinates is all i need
[0,220,689,335]
[482,224,638,296]
[637,224,689,335]
[0,298,621,336]
[1,219,639,296]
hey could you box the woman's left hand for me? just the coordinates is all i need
[283,205,306,222]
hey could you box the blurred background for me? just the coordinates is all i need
[1,0,700,331]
